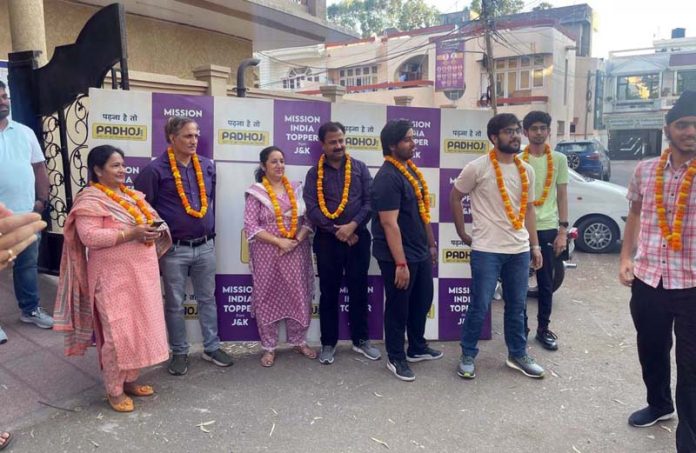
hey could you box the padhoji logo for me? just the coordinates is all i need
[442,249,471,263]
[163,108,203,118]
[183,303,198,320]
[444,139,489,154]
[345,135,381,151]
[92,124,147,141]
[219,130,269,146]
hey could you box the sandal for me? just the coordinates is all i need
[261,350,275,367]
[0,432,13,451]
[294,344,317,359]
[124,384,155,397]
[107,394,134,413]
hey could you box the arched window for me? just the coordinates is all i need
[396,55,428,82]
[282,67,320,90]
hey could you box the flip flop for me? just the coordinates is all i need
[107,394,134,413]
[294,345,317,359]
[124,384,155,397]
[0,431,13,451]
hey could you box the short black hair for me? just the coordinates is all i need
[0,80,6,90]
[380,119,412,156]
[487,113,520,142]
[318,121,346,143]
[522,111,552,130]
[87,145,125,183]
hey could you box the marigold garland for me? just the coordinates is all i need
[90,182,155,225]
[489,150,529,230]
[262,176,299,238]
[654,148,696,251]
[167,147,208,218]
[522,144,554,207]
[317,154,352,219]
[384,156,431,224]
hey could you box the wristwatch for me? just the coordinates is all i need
[559,221,569,228]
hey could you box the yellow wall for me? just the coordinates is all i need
[0,0,252,81]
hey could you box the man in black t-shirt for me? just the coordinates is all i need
[371,119,442,382]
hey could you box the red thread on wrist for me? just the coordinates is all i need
[396,262,407,268]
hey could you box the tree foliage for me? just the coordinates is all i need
[533,2,554,11]
[327,0,440,38]
[470,0,525,17]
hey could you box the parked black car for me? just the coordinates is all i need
[555,140,612,181]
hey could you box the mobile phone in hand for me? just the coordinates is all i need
[151,219,164,228]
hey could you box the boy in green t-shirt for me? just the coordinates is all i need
[522,111,569,351]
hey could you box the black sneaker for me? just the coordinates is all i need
[536,329,559,351]
[406,346,443,362]
[628,406,675,427]
[168,354,189,376]
[387,359,415,382]
[202,349,234,367]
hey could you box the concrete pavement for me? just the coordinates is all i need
[0,251,678,452]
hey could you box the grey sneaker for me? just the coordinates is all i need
[168,354,189,376]
[506,355,545,378]
[19,307,54,329]
[352,340,381,360]
[406,346,443,362]
[202,349,233,367]
[0,325,7,344]
[457,355,476,379]
[318,345,335,365]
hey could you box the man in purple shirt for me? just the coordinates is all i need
[135,116,232,376]
[304,121,380,364]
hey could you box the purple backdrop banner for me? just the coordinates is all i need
[151,93,215,158]
[273,99,331,166]
[123,157,153,189]
[438,278,491,341]
[439,168,472,223]
[216,274,260,341]
[337,276,385,340]
[387,106,440,168]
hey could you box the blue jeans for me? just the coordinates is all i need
[460,250,529,358]
[13,237,40,316]
[160,240,220,354]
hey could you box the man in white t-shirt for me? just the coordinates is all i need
[449,113,544,380]
[0,79,53,344]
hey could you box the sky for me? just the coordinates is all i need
[328,0,696,59]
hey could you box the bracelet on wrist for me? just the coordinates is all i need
[396,262,407,268]
[531,245,541,250]
[120,230,127,242]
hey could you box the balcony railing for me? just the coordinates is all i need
[477,96,549,107]
[298,79,434,95]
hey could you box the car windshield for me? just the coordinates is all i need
[556,143,593,153]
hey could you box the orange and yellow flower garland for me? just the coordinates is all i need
[167,147,208,218]
[522,144,554,207]
[384,156,431,224]
[655,148,696,251]
[489,150,529,230]
[317,154,351,219]
[262,176,299,238]
[90,182,155,225]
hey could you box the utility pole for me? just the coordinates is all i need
[584,69,592,139]
[482,0,497,114]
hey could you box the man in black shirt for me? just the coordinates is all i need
[371,119,442,381]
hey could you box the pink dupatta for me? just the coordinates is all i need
[52,186,172,357]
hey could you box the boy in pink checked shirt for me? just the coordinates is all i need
[620,90,696,452]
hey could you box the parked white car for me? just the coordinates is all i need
[567,169,628,253]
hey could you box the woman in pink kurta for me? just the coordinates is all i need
[244,146,316,367]
[54,145,171,412]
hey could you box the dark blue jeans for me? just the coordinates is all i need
[460,250,529,358]
[13,237,40,316]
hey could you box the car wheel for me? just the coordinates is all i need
[576,215,620,253]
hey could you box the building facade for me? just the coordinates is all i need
[601,29,696,159]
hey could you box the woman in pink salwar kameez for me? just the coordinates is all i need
[54,145,171,412]
[244,146,316,367]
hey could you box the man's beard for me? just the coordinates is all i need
[498,142,520,154]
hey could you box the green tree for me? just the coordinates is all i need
[327,0,440,38]
[469,0,524,17]
[533,2,554,11]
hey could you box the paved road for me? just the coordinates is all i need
[0,250,678,452]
